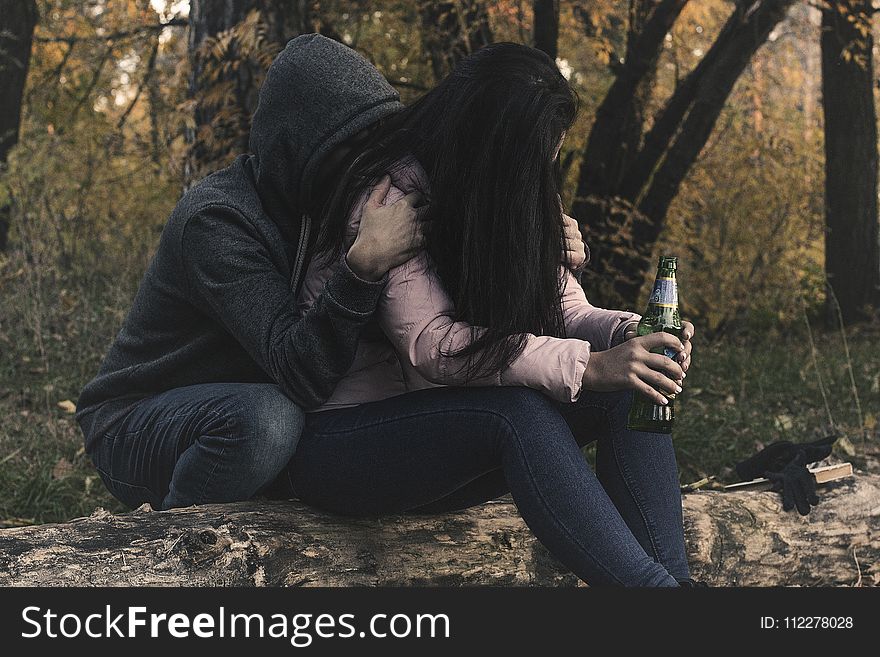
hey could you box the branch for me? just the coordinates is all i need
[33,18,187,44]
[116,37,160,130]
[634,0,797,224]
[619,0,794,202]
[575,0,690,197]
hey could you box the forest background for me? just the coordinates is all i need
[1,0,878,525]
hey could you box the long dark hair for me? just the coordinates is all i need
[313,43,579,379]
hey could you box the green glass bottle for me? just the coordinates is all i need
[626,255,682,433]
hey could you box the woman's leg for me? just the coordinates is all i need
[557,389,690,582]
[278,386,678,587]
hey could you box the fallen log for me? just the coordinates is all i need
[0,472,877,586]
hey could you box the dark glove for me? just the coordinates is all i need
[764,450,820,516]
[735,434,836,481]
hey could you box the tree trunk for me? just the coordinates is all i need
[418,1,493,81]
[0,0,38,251]
[0,473,875,586]
[573,0,796,309]
[533,0,559,59]
[820,0,880,325]
[186,0,317,185]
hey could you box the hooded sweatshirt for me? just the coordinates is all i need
[76,34,403,449]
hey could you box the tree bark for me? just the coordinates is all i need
[573,0,796,309]
[418,1,493,81]
[0,0,38,251]
[820,0,880,325]
[533,0,559,59]
[186,0,317,185]
[186,0,259,184]
[0,473,875,586]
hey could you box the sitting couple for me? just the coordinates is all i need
[77,35,695,587]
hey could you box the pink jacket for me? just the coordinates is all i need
[297,159,640,412]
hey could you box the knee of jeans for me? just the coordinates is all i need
[486,387,568,443]
[225,387,305,478]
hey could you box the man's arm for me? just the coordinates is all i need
[181,177,424,409]
[180,208,383,409]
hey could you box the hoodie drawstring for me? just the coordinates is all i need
[290,213,311,295]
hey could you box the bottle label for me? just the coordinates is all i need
[649,277,678,308]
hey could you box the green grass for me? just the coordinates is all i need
[1,248,878,525]
[673,323,880,484]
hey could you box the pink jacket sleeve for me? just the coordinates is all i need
[377,251,592,403]
[560,270,642,351]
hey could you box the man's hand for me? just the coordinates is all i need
[562,213,587,271]
[582,332,686,406]
[347,175,428,281]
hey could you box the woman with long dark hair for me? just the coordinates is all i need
[276,43,696,586]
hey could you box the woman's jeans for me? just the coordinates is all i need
[87,383,689,587]
[279,386,689,587]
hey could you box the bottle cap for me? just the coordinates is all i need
[659,255,677,270]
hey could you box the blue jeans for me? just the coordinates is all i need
[87,383,305,510]
[279,386,689,587]
[88,382,688,586]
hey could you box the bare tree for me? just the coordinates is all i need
[533,0,559,58]
[186,0,326,184]
[820,0,879,324]
[571,0,797,308]
[0,0,38,251]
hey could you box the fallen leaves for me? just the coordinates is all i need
[56,399,76,414]
[51,457,74,480]
[774,414,794,431]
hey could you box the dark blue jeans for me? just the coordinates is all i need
[278,386,689,587]
[88,382,688,586]
[87,383,305,510]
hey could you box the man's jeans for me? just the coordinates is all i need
[87,383,304,510]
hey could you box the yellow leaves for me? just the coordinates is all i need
[864,413,877,431]
[57,400,77,414]
[836,435,857,456]
[774,414,794,431]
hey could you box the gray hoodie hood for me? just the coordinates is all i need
[249,34,403,229]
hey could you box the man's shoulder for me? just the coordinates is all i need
[175,156,265,222]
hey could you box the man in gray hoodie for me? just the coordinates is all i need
[77,35,424,510]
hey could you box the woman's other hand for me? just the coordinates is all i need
[347,175,428,281]
[678,320,694,374]
[620,319,694,376]
[581,332,686,406]
[561,213,587,271]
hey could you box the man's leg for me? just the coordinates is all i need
[87,383,304,510]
